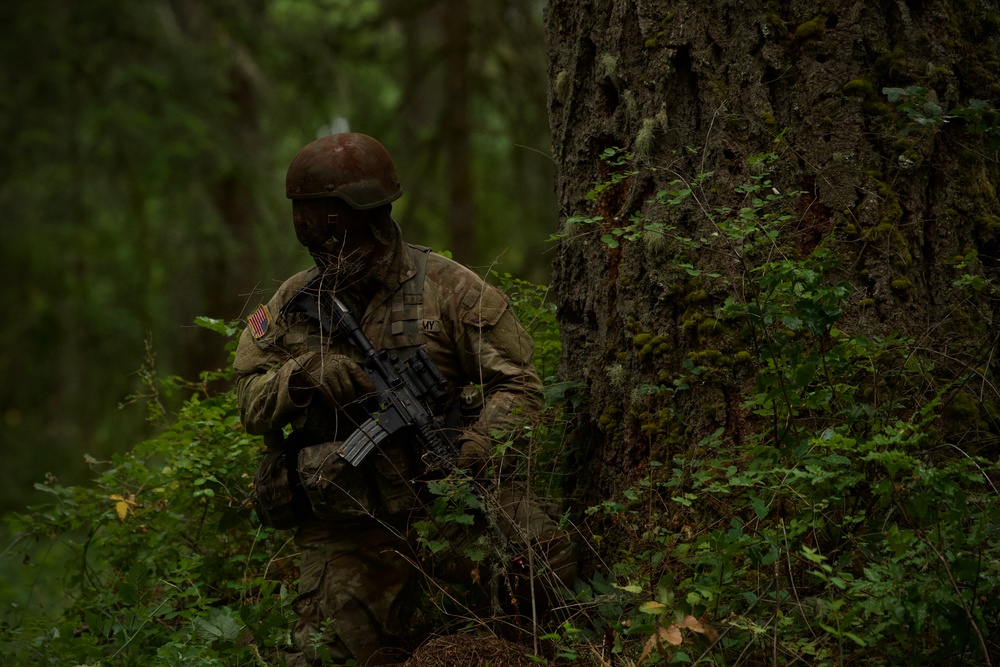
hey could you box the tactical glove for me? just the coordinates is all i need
[289,351,375,407]
[457,432,491,478]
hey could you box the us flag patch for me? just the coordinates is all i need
[247,305,271,339]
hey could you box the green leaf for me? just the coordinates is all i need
[195,610,242,642]
[795,361,817,387]
[751,497,770,519]
[194,316,238,337]
[781,315,803,330]
[615,583,644,594]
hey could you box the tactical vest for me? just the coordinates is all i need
[265,244,461,527]
[375,243,432,355]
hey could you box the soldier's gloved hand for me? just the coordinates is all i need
[289,351,375,406]
[457,433,491,478]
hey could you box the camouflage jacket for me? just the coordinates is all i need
[233,243,543,460]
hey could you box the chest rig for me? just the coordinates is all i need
[281,244,474,429]
[373,244,433,357]
[280,244,433,359]
[273,245,449,523]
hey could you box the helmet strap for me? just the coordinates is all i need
[321,233,340,252]
[370,210,398,247]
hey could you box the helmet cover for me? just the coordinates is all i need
[285,133,402,209]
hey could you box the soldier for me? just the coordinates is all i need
[233,133,577,666]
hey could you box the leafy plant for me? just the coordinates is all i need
[1,320,296,666]
[493,270,562,382]
[0,282,581,665]
[551,151,1000,665]
[884,86,1000,146]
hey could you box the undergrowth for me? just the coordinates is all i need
[4,142,1000,666]
[545,142,1000,666]
[0,319,295,666]
[0,295,575,666]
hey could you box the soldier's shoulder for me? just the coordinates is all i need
[267,267,320,311]
[423,251,509,327]
[237,267,317,357]
[423,250,482,288]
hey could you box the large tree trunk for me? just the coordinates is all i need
[546,0,1000,532]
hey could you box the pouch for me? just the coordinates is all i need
[298,441,379,521]
[252,447,306,530]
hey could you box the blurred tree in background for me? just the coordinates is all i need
[0,0,554,514]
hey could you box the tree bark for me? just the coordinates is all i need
[545,0,1000,514]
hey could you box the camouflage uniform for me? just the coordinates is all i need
[234,241,577,666]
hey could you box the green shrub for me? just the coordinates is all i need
[0,290,576,666]
[548,151,1000,665]
[1,319,296,666]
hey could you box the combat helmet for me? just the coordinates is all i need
[285,133,402,209]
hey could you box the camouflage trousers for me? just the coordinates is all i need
[282,480,578,667]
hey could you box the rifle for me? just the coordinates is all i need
[283,286,460,469]
[329,295,459,468]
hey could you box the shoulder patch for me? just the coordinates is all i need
[247,304,272,339]
[461,284,510,327]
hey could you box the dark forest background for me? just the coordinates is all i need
[0,0,555,514]
[5,1,1000,663]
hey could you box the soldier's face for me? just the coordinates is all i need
[293,199,380,277]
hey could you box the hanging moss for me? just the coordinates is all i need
[681,310,705,335]
[633,333,653,347]
[697,317,724,335]
[689,349,723,364]
[944,390,980,423]
[864,224,910,264]
[597,404,622,432]
[967,165,997,199]
[890,277,913,291]
[636,113,669,157]
[875,45,908,79]
[855,173,915,267]
[862,100,896,117]
[927,65,953,82]
[553,70,571,104]
[636,407,678,437]
[842,78,875,96]
[647,340,670,359]
[794,16,824,40]
[686,288,709,303]
[976,214,1000,233]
